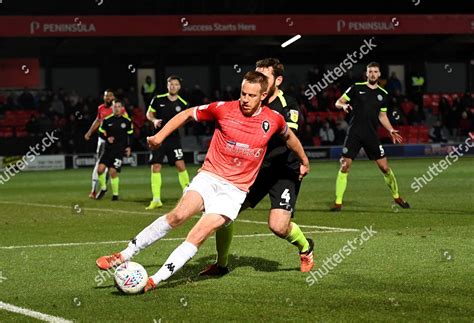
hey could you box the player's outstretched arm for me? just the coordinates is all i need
[379,111,403,144]
[147,108,195,149]
[146,107,162,128]
[282,130,310,180]
[84,118,101,140]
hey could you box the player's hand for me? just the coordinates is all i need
[153,119,163,128]
[342,104,352,113]
[147,135,162,150]
[108,136,115,144]
[84,132,91,141]
[125,147,131,157]
[390,129,403,144]
[299,162,310,181]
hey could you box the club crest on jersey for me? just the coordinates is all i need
[289,109,299,123]
[175,106,182,112]
[377,94,383,101]
[121,123,126,129]
[262,120,270,134]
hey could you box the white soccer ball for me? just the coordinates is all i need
[114,261,148,294]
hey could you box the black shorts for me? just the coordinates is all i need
[149,137,184,165]
[245,165,301,216]
[342,132,385,160]
[100,149,124,172]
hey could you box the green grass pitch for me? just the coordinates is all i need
[0,157,473,322]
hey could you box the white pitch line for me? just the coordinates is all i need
[0,230,339,250]
[236,219,360,232]
[0,200,360,233]
[0,301,72,323]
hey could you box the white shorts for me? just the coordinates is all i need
[184,171,247,221]
[96,137,106,157]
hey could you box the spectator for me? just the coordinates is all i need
[400,97,415,117]
[301,124,315,146]
[319,121,335,146]
[141,75,156,108]
[50,95,65,116]
[446,105,460,137]
[429,120,447,143]
[458,111,472,137]
[387,72,402,94]
[19,88,35,109]
[26,115,40,136]
[407,104,425,125]
[334,121,347,145]
[36,112,54,134]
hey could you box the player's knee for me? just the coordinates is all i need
[97,164,106,174]
[167,208,191,227]
[340,159,352,172]
[175,161,186,172]
[379,165,390,173]
[151,164,161,173]
[268,215,291,238]
[109,168,117,177]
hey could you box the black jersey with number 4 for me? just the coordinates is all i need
[99,114,133,152]
[148,93,188,138]
[263,90,301,171]
[343,82,388,137]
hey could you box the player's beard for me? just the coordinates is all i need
[105,100,113,107]
[263,83,277,104]
[368,78,378,85]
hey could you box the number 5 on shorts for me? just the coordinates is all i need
[379,145,385,156]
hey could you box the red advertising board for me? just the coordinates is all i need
[0,15,472,37]
[0,59,40,88]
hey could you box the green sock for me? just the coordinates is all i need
[383,168,400,199]
[215,222,234,267]
[285,222,310,253]
[178,170,190,190]
[111,177,119,196]
[98,173,107,190]
[335,170,348,204]
[151,172,162,201]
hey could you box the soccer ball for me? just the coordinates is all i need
[114,261,148,294]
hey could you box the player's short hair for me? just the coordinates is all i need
[167,75,183,85]
[243,71,269,94]
[367,62,380,69]
[255,58,284,78]
[104,88,114,95]
[113,99,123,106]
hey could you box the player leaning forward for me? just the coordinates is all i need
[96,71,310,292]
[331,62,410,211]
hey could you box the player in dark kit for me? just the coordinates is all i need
[96,99,133,201]
[330,62,410,212]
[145,76,190,209]
[200,58,314,275]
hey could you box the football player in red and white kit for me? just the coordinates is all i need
[96,71,309,292]
[84,89,127,198]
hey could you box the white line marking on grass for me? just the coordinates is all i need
[0,201,151,216]
[0,231,336,250]
[236,219,360,232]
[0,200,360,232]
[0,301,72,323]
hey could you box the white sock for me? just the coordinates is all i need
[91,161,100,192]
[151,241,198,285]
[120,215,172,260]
